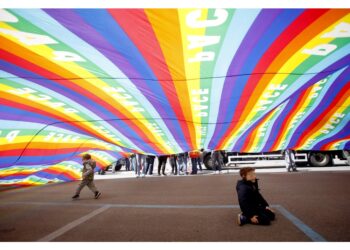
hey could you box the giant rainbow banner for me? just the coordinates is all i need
[0,9,349,186]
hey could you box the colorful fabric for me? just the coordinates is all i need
[0,9,349,185]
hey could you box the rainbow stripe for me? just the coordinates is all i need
[0,9,349,186]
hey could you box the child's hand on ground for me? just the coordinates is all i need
[250,215,259,224]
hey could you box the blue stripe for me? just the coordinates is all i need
[0,60,147,152]
[71,9,188,152]
[208,10,302,149]
[289,66,350,148]
[313,123,350,149]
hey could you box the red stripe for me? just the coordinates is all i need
[293,83,350,148]
[0,146,108,157]
[0,49,164,154]
[108,9,194,149]
[216,9,329,148]
[241,107,276,151]
[42,169,78,180]
[320,136,350,150]
[0,98,110,142]
[268,86,313,151]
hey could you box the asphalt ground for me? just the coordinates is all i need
[1,170,350,242]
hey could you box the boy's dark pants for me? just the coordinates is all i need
[255,208,275,225]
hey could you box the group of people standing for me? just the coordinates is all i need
[127,151,202,178]
[126,150,226,178]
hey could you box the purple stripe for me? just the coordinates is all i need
[208,10,282,149]
[288,64,350,148]
[44,9,188,152]
[313,123,350,150]
[217,10,282,123]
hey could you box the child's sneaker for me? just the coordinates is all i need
[72,194,79,200]
[237,213,248,226]
[94,191,101,199]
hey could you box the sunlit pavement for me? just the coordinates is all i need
[1,169,350,242]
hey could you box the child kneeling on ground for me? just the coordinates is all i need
[236,167,275,226]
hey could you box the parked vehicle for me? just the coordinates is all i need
[201,150,349,169]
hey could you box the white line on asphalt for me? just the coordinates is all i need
[37,205,111,242]
[1,201,327,242]
[0,201,240,209]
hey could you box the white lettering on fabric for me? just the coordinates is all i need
[186,9,228,63]
[0,9,18,23]
[254,84,288,112]
[192,89,209,117]
[147,123,164,136]
[0,28,57,45]
[302,44,337,56]
[186,9,228,28]
[322,22,350,38]
[7,87,79,114]
[187,35,220,49]
[102,86,145,112]
[91,125,121,142]
[309,77,328,99]
[44,132,80,142]
[53,51,85,62]
[5,130,20,142]
[188,52,215,63]
[302,22,350,57]
[320,113,345,134]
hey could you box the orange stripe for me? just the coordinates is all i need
[1,37,166,153]
[271,87,313,151]
[0,93,116,144]
[295,87,350,148]
[241,109,275,152]
[219,9,348,148]
[146,9,197,149]
[321,136,350,150]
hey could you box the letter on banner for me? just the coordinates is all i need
[53,51,85,62]
[187,35,220,49]
[322,22,350,38]
[302,44,337,56]
[6,130,20,142]
[189,52,215,63]
[0,9,18,22]
[0,28,57,45]
[186,9,228,28]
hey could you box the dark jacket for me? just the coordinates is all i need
[236,179,269,219]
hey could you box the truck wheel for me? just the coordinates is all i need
[203,155,213,170]
[114,164,122,171]
[309,153,330,167]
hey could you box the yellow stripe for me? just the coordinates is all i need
[0,23,172,153]
[178,9,208,149]
[223,15,350,149]
[274,84,318,149]
[297,100,349,149]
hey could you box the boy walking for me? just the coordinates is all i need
[72,153,101,200]
[236,167,275,226]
